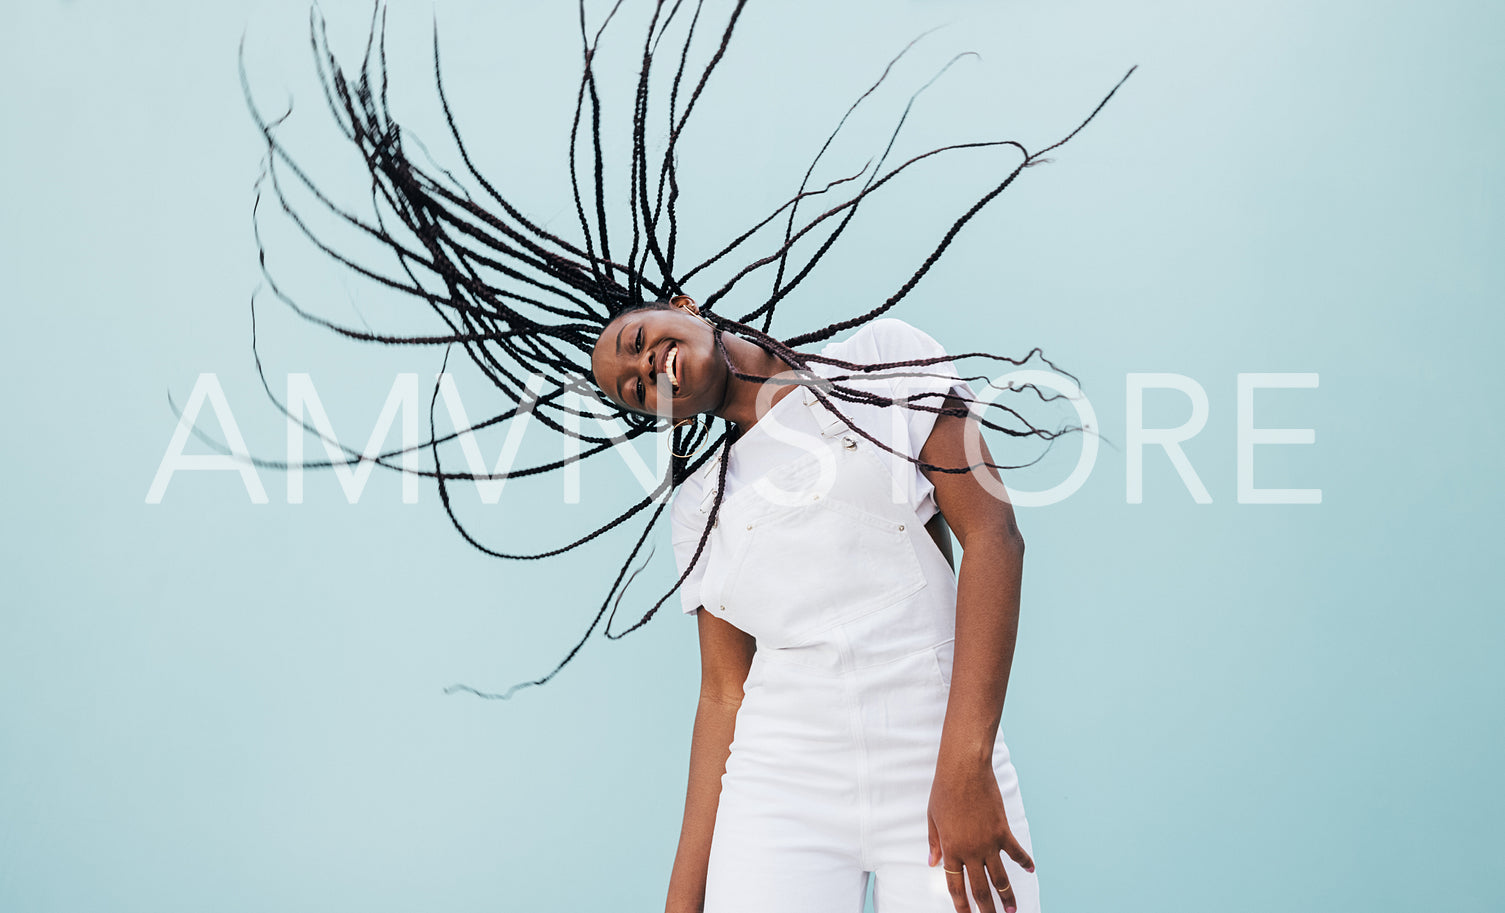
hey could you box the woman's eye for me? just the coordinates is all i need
[636,327,644,352]
[636,379,645,403]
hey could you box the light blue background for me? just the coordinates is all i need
[2,1,1500,911]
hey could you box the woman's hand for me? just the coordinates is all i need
[927,757,1034,913]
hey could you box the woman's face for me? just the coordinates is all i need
[590,304,724,420]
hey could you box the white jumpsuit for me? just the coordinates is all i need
[670,318,1039,913]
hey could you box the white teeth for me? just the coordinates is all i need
[667,345,680,391]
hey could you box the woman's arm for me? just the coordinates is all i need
[665,608,757,913]
[919,395,1036,913]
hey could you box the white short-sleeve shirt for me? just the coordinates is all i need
[670,318,972,616]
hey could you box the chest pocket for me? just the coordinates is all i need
[700,433,928,648]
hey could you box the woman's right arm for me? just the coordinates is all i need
[665,608,757,913]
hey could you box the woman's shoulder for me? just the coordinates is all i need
[825,317,946,365]
[863,317,948,359]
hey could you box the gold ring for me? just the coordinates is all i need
[943,867,962,875]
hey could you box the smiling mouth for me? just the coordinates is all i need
[664,343,681,394]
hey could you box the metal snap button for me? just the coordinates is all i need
[842,436,857,450]
[898,524,906,531]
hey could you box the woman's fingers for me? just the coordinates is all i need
[950,846,1035,913]
[966,860,1000,913]
[985,854,1017,913]
[942,861,972,913]
[934,821,1034,913]
[943,859,1005,913]
[1002,829,1035,873]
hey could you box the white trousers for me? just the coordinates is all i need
[702,629,1039,913]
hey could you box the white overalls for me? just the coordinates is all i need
[670,318,1039,913]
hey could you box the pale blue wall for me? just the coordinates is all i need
[1,1,1500,911]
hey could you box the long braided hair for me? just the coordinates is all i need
[238,0,1133,698]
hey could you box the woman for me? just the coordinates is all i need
[590,295,1037,913]
[240,3,1128,911]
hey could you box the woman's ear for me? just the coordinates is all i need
[669,294,699,315]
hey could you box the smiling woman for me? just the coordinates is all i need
[591,296,725,419]
[591,295,803,427]
[239,2,1130,910]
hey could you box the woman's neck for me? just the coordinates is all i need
[713,333,799,430]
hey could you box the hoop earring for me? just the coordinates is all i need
[671,414,712,459]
